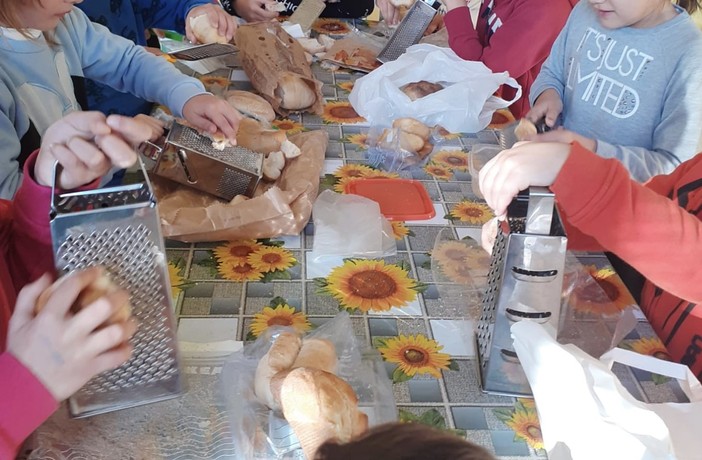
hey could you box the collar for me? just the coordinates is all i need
[0,27,42,40]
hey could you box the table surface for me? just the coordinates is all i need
[23,19,688,460]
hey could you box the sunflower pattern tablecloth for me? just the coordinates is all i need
[24,19,689,460]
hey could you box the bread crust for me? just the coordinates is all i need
[400,80,444,101]
[225,90,276,123]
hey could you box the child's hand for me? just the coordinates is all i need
[481,217,499,254]
[182,94,242,144]
[230,0,279,22]
[532,127,597,152]
[35,112,153,189]
[133,114,166,142]
[186,4,239,43]
[527,88,563,129]
[6,268,136,402]
[376,0,401,25]
[478,142,571,218]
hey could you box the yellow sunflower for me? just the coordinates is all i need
[450,200,494,225]
[334,176,361,193]
[441,263,474,285]
[333,163,375,179]
[213,240,263,266]
[377,334,452,378]
[436,125,460,140]
[628,337,672,361]
[198,75,230,91]
[249,304,311,338]
[570,265,636,316]
[337,81,355,92]
[433,240,471,266]
[271,118,305,135]
[517,398,537,410]
[504,409,543,450]
[488,108,516,129]
[247,246,296,273]
[345,133,370,149]
[391,221,410,240]
[217,261,264,282]
[322,101,366,124]
[432,150,469,171]
[325,259,418,312]
[364,169,400,179]
[312,18,351,35]
[424,163,453,181]
[167,261,185,298]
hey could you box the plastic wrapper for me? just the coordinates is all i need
[364,125,445,172]
[221,312,396,459]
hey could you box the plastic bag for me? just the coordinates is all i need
[349,44,521,134]
[364,125,445,172]
[220,312,397,459]
[513,320,702,460]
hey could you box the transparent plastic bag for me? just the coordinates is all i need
[365,125,445,172]
[220,312,396,459]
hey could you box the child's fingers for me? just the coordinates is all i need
[89,343,134,376]
[10,274,53,329]
[42,267,105,318]
[95,134,138,169]
[65,290,130,341]
[80,323,134,360]
[65,136,111,171]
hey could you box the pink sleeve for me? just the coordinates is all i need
[0,353,58,458]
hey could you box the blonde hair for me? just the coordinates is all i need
[678,0,702,15]
[0,0,58,43]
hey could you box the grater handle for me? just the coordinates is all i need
[50,160,62,218]
[525,186,554,235]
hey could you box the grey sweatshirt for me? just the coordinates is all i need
[530,2,702,182]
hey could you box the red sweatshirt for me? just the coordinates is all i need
[0,153,61,458]
[553,143,702,378]
[443,0,576,118]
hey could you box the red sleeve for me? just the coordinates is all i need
[552,142,702,304]
[444,0,571,79]
[0,353,58,458]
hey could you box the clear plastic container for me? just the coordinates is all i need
[469,143,503,198]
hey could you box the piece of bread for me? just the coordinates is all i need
[400,80,444,101]
[236,118,288,154]
[297,38,326,55]
[262,150,285,182]
[390,0,414,7]
[189,15,228,45]
[280,368,369,460]
[225,90,276,123]
[209,131,233,151]
[35,273,131,325]
[393,117,431,141]
[265,1,287,12]
[514,118,538,141]
[254,332,302,409]
[275,72,317,111]
[292,338,338,374]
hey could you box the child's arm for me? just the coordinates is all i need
[527,9,572,108]
[0,109,23,200]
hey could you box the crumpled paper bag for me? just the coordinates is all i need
[153,130,327,242]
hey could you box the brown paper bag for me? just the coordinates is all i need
[154,130,328,242]
[235,22,324,116]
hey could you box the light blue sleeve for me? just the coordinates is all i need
[64,9,206,117]
[0,84,24,199]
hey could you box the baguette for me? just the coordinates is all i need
[292,338,338,374]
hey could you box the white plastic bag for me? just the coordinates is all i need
[349,44,521,133]
[512,321,702,460]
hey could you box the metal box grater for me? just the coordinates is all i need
[141,121,263,201]
[476,187,567,397]
[167,43,237,61]
[50,163,183,418]
[376,0,441,63]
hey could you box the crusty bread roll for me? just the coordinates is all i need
[225,90,276,123]
[390,0,414,7]
[280,368,369,460]
[398,131,425,153]
[514,118,537,141]
[189,14,228,44]
[400,80,444,101]
[236,118,288,154]
[254,332,302,409]
[35,273,131,324]
[262,150,285,182]
[265,1,287,11]
[275,73,317,111]
[292,338,338,374]
[393,117,431,140]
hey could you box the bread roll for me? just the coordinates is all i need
[254,332,302,409]
[262,150,285,182]
[393,117,431,140]
[400,80,444,101]
[390,0,414,7]
[275,73,317,111]
[225,90,276,123]
[236,118,288,154]
[280,368,369,460]
[398,131,425,153]
[514,118,537,141]
[292,338,337,374]
[189,14,228,45]
[265,1,287,11]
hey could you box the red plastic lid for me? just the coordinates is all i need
[344,178,436,221]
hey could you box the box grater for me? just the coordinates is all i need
[167,42,237,61]
[49,162,183,418]
[141,121,263,201]
[476,187,567,397]
[376,0,441,63]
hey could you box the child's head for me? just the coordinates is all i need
[0,0,81,32]
[314,422,496,460]
[588,0,700,29]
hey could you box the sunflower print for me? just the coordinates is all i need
[247,246,297,273]
[213,240,263,266]
[449,200,494,225]
[504,409,543,450]
[334,176,361,194]
[312,18,351,35]
[432,150,469,171]
[436,126,460,140]
[345,133,370,149]
[322,101,366,124]
[391,221,410,240]
[440,263,474,285]
[333,163,375,179]
[488,108,515,129]
[198,75,230,92]
[377,334,452,378]
[337,81,355,92]
[217,261,264,282]
[624,337,672,361]
[363,169,400,179]
[271,118,305,135]
[167,261,185,298]
[249,304,311,338]
[322,259,419,312]
[424,163,453,181]
[570,265,635,316]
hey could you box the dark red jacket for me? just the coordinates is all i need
[444,0,576,118]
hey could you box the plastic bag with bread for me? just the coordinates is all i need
[371,117,437,171]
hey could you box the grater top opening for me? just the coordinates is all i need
[52,183,153,215]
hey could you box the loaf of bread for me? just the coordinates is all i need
[275,73,317,111]
[189,15,228,45]
[292,338,338,374]
[280,368,369,460]
[236,118,288,154]
[254,332,302,409]
[514,118,537,142]
[400,80,444,101]
[225,90,276,123]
